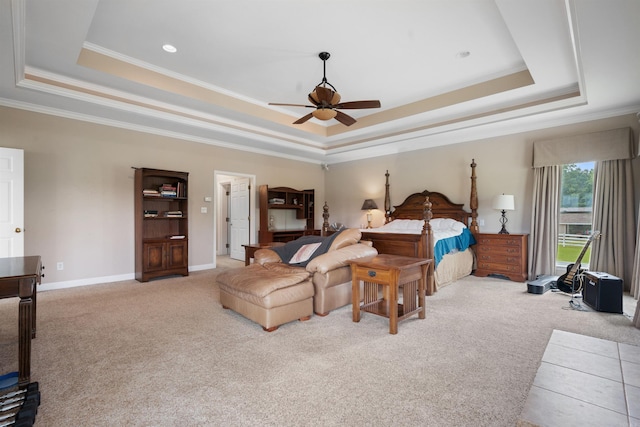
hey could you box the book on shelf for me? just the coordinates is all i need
[144,210,159,218]
[176,182,186,198]
[159,183,178,197]
[168,235,186,239]
[143,189,161,196]
[269,198,285,204]
[163,210,183,217]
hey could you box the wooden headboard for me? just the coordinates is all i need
[384,159,479,233]
[389,190,470,225]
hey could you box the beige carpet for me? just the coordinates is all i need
[1,261,639,426]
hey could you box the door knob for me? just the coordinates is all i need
[15,228,22,233]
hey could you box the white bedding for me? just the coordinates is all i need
[360,218,467,244]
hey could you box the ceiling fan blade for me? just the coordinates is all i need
[269,103,315,108]
[334,110,356,126]
[293,112,314,125]
[334,100,381,109]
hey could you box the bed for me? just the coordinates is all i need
[361,160,479,295]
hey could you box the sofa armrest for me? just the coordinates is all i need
[253,248,283,265]
[306,243,378,274]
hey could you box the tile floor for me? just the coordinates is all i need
[519,329,640,426]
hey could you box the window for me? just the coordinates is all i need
[558,162,594,267]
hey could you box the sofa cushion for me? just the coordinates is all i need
[217,263,311,298]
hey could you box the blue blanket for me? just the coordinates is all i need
[433,228,476,266]
[271,230,343,267]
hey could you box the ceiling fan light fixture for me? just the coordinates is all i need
[312,109,337,121]
[309,90,320,104]
[268,51,380,126]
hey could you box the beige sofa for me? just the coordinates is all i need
[217,229,377,331]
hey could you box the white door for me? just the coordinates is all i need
[229,177,250,261]
[0,147,24,258]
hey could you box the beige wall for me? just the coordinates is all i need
[325,115,640,235]
[1,105,638,288]
[0,107,326,287]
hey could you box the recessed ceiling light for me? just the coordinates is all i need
[162,44,177,53]
[456,51,471,59]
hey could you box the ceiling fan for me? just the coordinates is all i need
[269,52,381,126]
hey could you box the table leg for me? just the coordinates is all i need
[351,273,360,322]
[32,286,37,338]
[18,295,32,387]
[419,264,427,319]
[389,282,398,335]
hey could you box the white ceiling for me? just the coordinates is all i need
[1,0,639,164]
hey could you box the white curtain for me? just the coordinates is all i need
[631,203,640,328]
[529,166,560,278]
[590,159,635,291]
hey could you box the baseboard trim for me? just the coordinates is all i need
[39,263,216,291]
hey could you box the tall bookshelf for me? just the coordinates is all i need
[134,168,189,282]
[258,185,315,243]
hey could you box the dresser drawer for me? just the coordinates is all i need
[475,245,522,256]
[352,265,393,284]
[476,253,522,264]
[476,235,524,247]
[477,261,523,274]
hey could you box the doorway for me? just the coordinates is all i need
[213,171,256,266]
[0,147,24,257]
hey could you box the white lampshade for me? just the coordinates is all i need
[493,194,515,211]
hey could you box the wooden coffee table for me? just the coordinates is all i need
[348,254,432,334]
[242,242,285,265]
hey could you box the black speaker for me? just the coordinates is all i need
[582,271,623,314]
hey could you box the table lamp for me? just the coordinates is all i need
[361,199,378,229]
[492,194,514,234]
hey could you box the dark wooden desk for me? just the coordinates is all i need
[0,256,42,387]
[242,242,285,265]
[348,254,431,334]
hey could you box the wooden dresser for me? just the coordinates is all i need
[474,233,528,282]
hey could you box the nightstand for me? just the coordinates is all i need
[474,233,528,282]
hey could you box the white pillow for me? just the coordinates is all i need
[430,218,466,232]
[289,243,322,264]
[381,219,424,231]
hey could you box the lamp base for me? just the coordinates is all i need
[498,210,510,234]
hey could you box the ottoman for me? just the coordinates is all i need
[217,263,314,332]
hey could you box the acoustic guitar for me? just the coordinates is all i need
[556,231,601,293]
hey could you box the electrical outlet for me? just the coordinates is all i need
[478,219,485,226]
[201,207,208,214]
[57,262,64,270]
